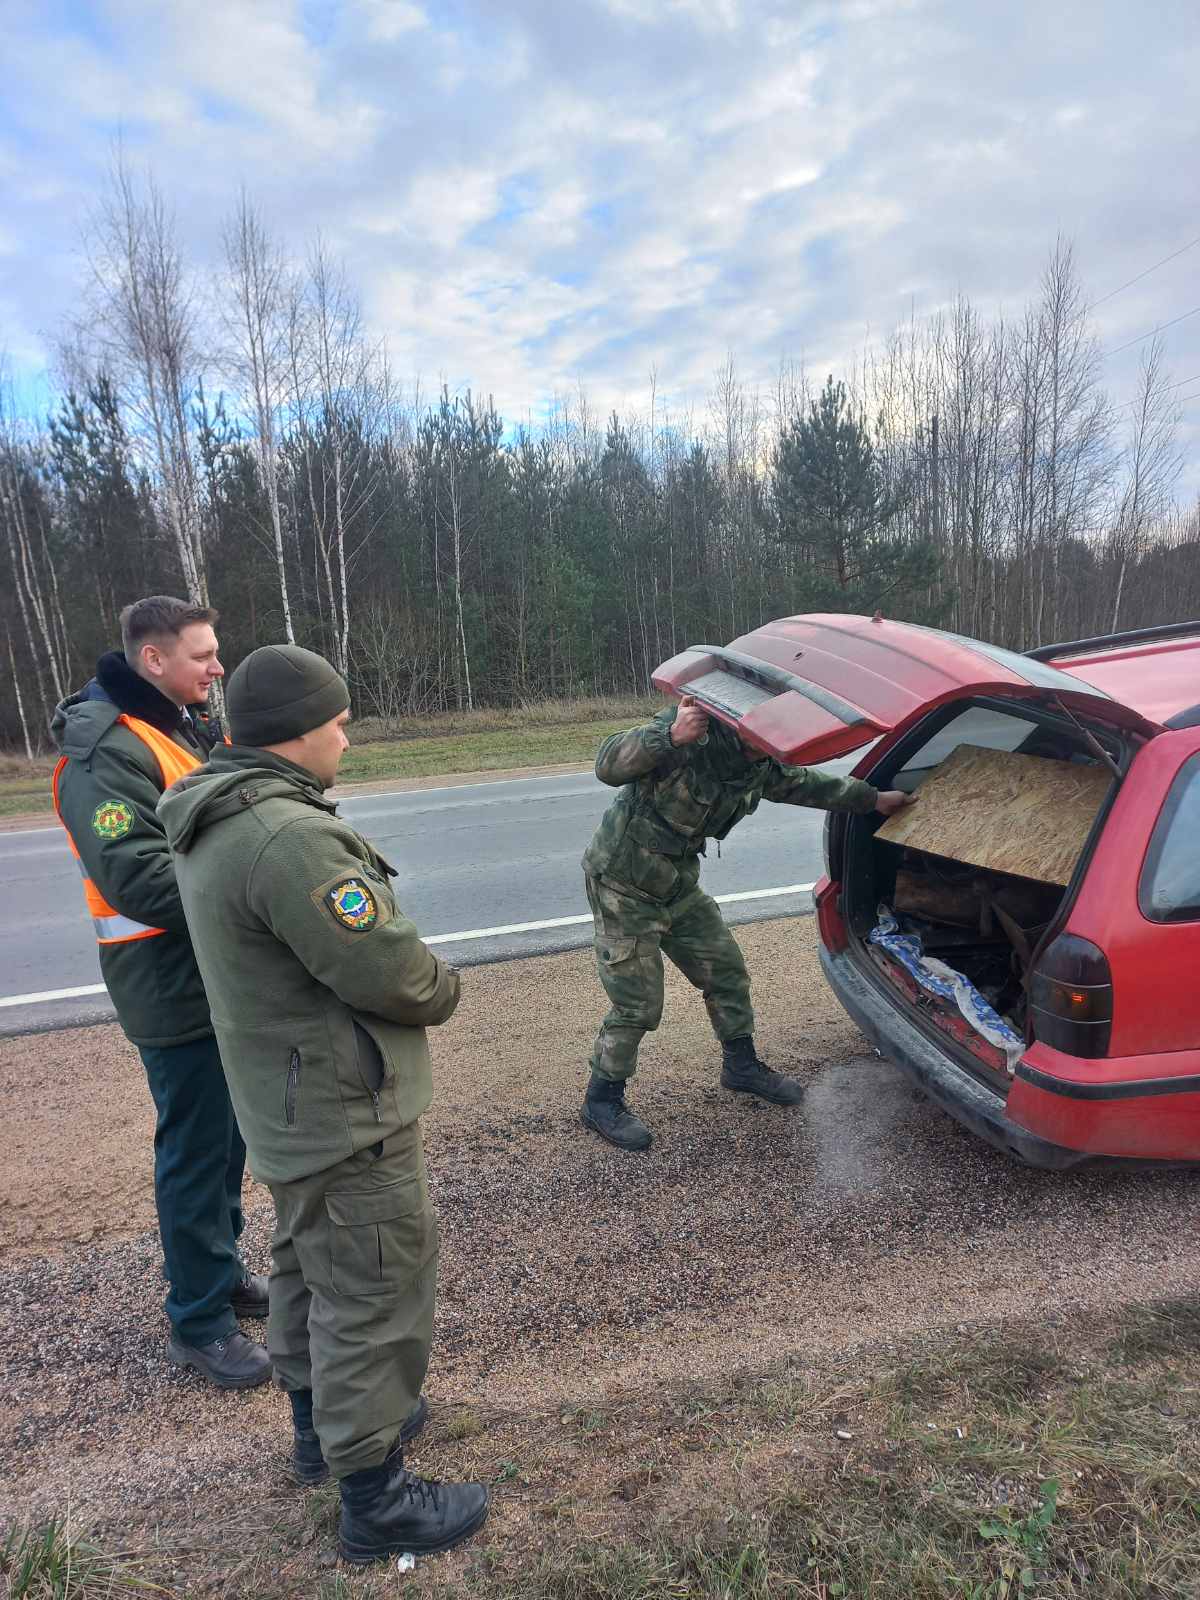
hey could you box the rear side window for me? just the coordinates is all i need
[1140,754,1200,922]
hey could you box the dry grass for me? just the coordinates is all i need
[8,1297,1200,1599]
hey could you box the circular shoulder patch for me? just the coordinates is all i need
[92,800,134,840]
[327,877,377,932]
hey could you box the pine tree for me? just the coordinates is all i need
[772,375,942,617]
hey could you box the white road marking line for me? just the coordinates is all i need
[423,882,817,945]
[0,882,818,1009]
[0,770,600,844]
[0,982,109,1008]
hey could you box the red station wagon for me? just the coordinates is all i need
[652,614,1200,1169]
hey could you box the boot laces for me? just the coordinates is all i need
[398,1471,441,1511]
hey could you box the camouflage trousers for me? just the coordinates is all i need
[585,866,754,1082]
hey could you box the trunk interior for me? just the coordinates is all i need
[841,699,1124,1088]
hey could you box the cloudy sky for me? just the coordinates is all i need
[3,0,1199,481]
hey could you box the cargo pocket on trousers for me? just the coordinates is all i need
[325,1178,434,1297]
[596,934,639,974]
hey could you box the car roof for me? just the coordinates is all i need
[1053,637,1200,725]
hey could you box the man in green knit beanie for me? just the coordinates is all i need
[160,644,488,1563]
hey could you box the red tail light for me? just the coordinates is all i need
[1029,933,1113,1058]
[815,877,849,954]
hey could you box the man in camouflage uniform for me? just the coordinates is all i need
[581,693,913,1150]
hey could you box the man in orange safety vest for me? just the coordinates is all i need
[51,595,270,1389]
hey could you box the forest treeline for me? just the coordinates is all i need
[2,161,1196,754]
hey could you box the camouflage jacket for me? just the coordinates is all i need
[582,706,878,903]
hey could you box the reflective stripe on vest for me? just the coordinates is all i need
[52,713,202,947]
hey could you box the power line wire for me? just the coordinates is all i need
[1090,234,1200,310]
[1106,305,1200,359]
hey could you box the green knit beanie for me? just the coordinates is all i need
[227,645,350,746]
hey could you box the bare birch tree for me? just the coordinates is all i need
[86,153,207,602]
[0,372,66,722]
[296,238,382,675]
[1107,338,1183,630]
[221,192,295,640]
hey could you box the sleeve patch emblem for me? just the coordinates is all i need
[92,800,134,840]
[327,878,377,931]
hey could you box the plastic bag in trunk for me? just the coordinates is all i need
[869,907,1025,1073]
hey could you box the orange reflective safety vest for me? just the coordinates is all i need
[53,714,201,946]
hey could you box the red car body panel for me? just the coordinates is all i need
[652,613,1200,1166]
[652,614,1160,768]
[1050,636,1200,725]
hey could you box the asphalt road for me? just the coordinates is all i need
[0,761,857,1037]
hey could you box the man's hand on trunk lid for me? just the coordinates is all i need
[670,695,710,746]
[875,789,915,817]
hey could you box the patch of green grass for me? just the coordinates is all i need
[469,1301,1200,1600]
[0,696,660,817]
[0,1518,173,1599]
[335,714,652,786]
[25,1298,1200,1600]
[882,1339,1072,1410]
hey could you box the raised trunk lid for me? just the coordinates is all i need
[651,614,1162,767]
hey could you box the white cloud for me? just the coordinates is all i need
[0,0,1196,489]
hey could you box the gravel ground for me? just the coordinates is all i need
[3,916,1200,1576]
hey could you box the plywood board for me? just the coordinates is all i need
[876,743,1111,887]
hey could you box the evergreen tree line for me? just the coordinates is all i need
[2,163,1196,755]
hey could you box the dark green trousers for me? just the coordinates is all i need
[139,1035,245,1345]
[267,1122,438,1478]
[586,866,755,1081]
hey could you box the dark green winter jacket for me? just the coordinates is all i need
[159,744,460,1185]
[582,706,879,903]
[50,652,223,1048]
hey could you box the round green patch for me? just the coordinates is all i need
[92,800,134,841]
[327,878,377,932]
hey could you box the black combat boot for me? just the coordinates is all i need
[166,1329,272,1389]
[291,1390,429,1486]
[580,1072,652,1151]
[230,1270,269,1319]
[720,1036,805,1105]
[338,1460,489,1562]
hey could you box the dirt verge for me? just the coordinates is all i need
[3,919,1200,1595]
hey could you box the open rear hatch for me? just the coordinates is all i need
[653,614,1162,1084]
[652,613,1160,764]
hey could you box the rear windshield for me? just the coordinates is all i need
[895,702,1111,778]
[1139,753,1200,923]
[896,705,1038,776]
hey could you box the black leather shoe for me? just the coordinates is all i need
[720,1037,805,1106]
[580,1072,652,1151]
[292,1395,429,1485]
[166,1330,272,1389]
[339,1465,489,1562]
[230,1271,269,1319]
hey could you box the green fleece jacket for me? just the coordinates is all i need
[50,656,221,1047]
[159,744,460,1184]
[582,706,879,902]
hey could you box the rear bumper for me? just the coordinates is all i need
[819,944,1091,1170]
